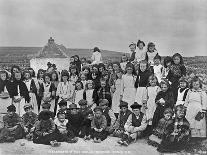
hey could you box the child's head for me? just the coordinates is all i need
[163,56,173,68]
[137,40,145,49]
[163,108,173,120]
[179,77,188,89]
[57,112,66,122]
[107,63,114,73]
[87,110,94,120]
[39,111,51,121]
[11,65,20,75]
[139,60,148,72]
[41,102,51,111]
[70,56,75,62]
[69,104,79,115]
[43,73,51,83]
[175,105,186,119]
[14,71,22,81]
[190,76,202,90]
[81,57,87,64]
[78,99,87,109]
[93,47,101,53]
[94,106,103,118]
[98,63,105,73]
[129,43,136,52]
[130,102,142,116]
[23,70,31,80]
[51,71,59,81]
[70,65,77,75]
[58,100,67,111]
[160,79,170,92]
[24,104,33,114]
[113,62,120,72]
[147,42,156,53]
[7,104,16,116]
[37,69,45,79]
[80,72,86,81]
[102,71,109,81]
[82,67,90,75]
[61,70,69,82]
[121,54,128,62]
[153,55,161,66]
[119,101,128,113]
[75,81,83,90]
[148,74,158,87]
[86,80,94,90]
[125,62,134,74]
[116,69,123,79]
[0,71,8,81]
[99,99,109,110]
[27,68,35,78]
[91,71,98,80]
[47,62,52,68]
[172,53,184,65]
[100,78,107,88]
[74,55,79,62]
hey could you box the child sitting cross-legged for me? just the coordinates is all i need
[22,103,38,141]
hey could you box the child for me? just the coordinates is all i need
[69,65,79,85]
[23,70,38,114]
[78,99,93,140]
[90,70,100,90]
[158,105,190,153]
[39,102,54,120]
[0,70,11,114]
[91,106,107,143]
[117,102,147,146]
[22,103,38,141]
[152,79,174,128]
[113,101,132,138]
[167,53,186,101]
[72,81,84,106]
[83,80,97,109]
[98,63,105,73]
[184,76,207,138]
[33,111,61,146]
[3,105,24,141]
[120,62,136,107]
[153,54,163,83]
[91,47,102,64]
[97,78,112,107]
[135,40,146,64]
[36,69,45,111]
[111,69,123,117]
[56,70,74,107]
[99,99,116,134]
[7,71,30,116]
[148,108,173,147]
[145,42,159,68]
[39,73,56,112]
[79,72,87,89]
[162,56,173,79]
[74,55,82,73]
[57,99,69,114]
[128,42,136,62]
[134,60,152,107]
[82,66,91,80]
[66,103,84,139]
[120,54,128,72]
[175,77,189,106]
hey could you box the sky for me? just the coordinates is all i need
[0,0,206,56]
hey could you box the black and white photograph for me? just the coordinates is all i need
[0,0,207,154]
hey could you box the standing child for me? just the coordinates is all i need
[90,70,100,90]
[153,55,163,83]
[79,72,87,89]
[91,47,102,64]
[128,43,137,62]
[162,56,173,79]
[135,40,146,64]
[57,100,69,114]
[72,81,84,106]
[69,66,79,85]
[145,42,159,69]
[175,77,189,106]
[22,103,38,141]
[120,63,136,108]
[184,76,207,138]
[36,69,45,112]
[120,54,128,72]
[23,70,38,114]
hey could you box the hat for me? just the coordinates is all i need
[69,103,79,109]
[164,108,173,115]
[130,102,142,109]
[119,101,128,108]
[47,62,52,65]
[137,40,145,47]
[7,104,16,112]
[23,103,33,110]
[99,99,109,106]
[58,100,67,107]
[93,106,103,113]
[41,102,51,109]
[39,111,51,120]
[78,99,87,106]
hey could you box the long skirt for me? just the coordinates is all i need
[29,93,38,114]
[12,98,26,117]
[0,98,12,114]
[122,88,136,108]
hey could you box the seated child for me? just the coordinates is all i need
[57,99,69,114]
[99,99,116,134]
[3,104,24,141]
[38,102,54,120]
[157,105,190,153]
[54,112,77,143]
[91,106,107,143]
[78,99,94,140]
[112,101,132,138]
[117,102,147,146]
[148,108,173,147]
[22,103,38,141]
[33,111,61,146]
[66,103,84,141]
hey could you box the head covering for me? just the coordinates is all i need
[23,103,33,110]
[119,101,128,108]
[93,106,103,113]
[137,40,145,47]
[147,42,155,47]
[78,99,87,106]
[99,99,109,106]
[39,111,51,120]
[41,102,51,109]
[164,108,173,115]
[130,102,142,110]
[7,104,16,112]
[69,103,79,109]
[58,100,67,106]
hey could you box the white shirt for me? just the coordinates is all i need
[91,52,102,64]
[135,48,146,63]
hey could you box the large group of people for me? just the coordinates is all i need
[0,40,207,153]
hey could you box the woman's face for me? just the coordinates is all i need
[62,76,68,82]
[99,67,104,72]
[51,73,57,81]
[173,56,181,65]
[140,63,147,72]
[0,73,6,81]
[180,81,187,89]
[88,83,93,89]
[39,72,44,78]
[92,67,98,72]
[129,45,136,52]
[45,76,50,83]
[161,84,168,92]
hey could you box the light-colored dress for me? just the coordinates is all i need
[91,52,102,64]
[135,48,146,63]
[146,51,158,66]
[112,79,122,114]
[84,89,96,109]
[0,86,12,114]
[153,64,163,83]
[120,74,136,108]
[184,89,207,137]
[73,89,84,107]
[120,62,127,71]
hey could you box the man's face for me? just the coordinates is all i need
[133,109,140,116]
[121,107,127,113]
